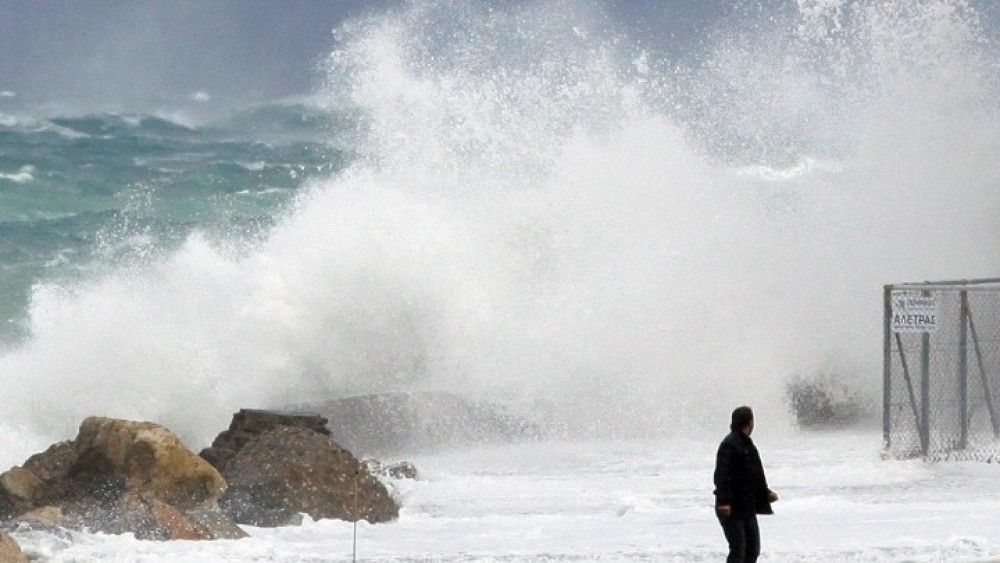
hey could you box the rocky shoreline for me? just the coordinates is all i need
[0,409,406,556]
[0,392,541,556]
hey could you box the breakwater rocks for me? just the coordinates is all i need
[0,417,239,541]
[0,410,400,541]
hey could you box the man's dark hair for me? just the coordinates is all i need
[730,406,754,432]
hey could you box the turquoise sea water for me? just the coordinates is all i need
[0,104,350,342]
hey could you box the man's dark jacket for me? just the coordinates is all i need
[713,431,773,517]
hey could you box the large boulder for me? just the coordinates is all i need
[200,409,330,472]
[0,469,41,519]
[219,426,398,527]
[1,417,244,541]
[0,442,74,521]
[293,392,543,455]
[0,532,26,563]
[68,417,226,508]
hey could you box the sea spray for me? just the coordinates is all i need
[0,1,997,458]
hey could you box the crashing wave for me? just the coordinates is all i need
[0,1,997,450]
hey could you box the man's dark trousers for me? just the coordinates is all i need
[719,514,759,563]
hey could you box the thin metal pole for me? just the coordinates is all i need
[958,291,969,449]
[883,285,893,450]
[920,291,931,455]
[968,310,1000,438]
[896,333,922,450]
[352,470,359,563]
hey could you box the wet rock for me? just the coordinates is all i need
[0,532,26,563]
[184,506,251,539]
[22,441,74,483]
[68,417,225,508]
[0,468,42,503]
[200,409,330,472]
[50,494,241,541]
[218,500,302,528]
[1,443,75,519]
[293,391,543,455]
[8,505,64,529]
[129,497,246,541]
[0,443,76,521]
[144,497,211,540]
[1,417,245,541]
[0,468,41,520]
[219,426,398,526]
[53,494,248,541]
[1,505,72,542]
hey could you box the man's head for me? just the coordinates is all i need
[730,406,754,435]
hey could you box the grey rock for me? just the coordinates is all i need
[219,426,398,527]
[200,409,330,472]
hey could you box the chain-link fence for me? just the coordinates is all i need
[884,279,1000,460]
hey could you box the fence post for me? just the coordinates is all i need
[920,290,931,456]
[959,291,969,450]
[883,285,892,450]
[969,309,1000,438]
[896,333,922,451]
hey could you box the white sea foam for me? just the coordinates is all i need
[0,1,997,453]
[236,160,267,172]
[0,113,90,139]
[150,109,202,129]
[0,165,36,183]
[10,432,1000,560]
[733,158,841,181]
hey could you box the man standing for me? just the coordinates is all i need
[713,406,778,563]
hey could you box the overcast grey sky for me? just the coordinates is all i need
[0,1,399,109]
[0,0,740,113]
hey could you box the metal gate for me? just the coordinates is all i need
[883,278,1000,460]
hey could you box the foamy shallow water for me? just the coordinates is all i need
[11,431,1000,561]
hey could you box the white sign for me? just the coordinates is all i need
[891,291,938,333]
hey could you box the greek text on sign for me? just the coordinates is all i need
[891,291,938,333]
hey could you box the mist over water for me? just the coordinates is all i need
[0,0,998,458]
